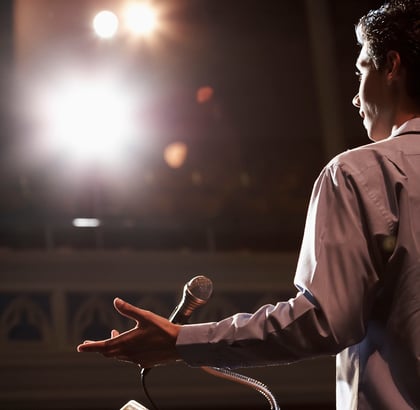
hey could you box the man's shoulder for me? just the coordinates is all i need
[326,140,389,173]
[327,136,413,173]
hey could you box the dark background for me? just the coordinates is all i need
[0,0,384,254]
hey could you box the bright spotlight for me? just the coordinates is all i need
[124,3,157,36]
[41,74,136,163]
[93,10,119,39]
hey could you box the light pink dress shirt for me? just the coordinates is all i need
[177,118,420,409]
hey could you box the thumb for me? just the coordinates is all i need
[113,297,146,322]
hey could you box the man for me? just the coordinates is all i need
[77,1,420,408]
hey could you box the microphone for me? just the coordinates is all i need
[140,275,213,407]
[168,275,213,324]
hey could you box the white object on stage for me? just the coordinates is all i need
[120,399,149,410]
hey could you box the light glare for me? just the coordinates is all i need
[41,74,136,163]
[125,4,157,36]
[93,10,119,38]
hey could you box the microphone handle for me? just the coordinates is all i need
[169,308,190,325]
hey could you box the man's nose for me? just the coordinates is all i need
[352,93,360,108]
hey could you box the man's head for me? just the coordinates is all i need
[353,0,420,141]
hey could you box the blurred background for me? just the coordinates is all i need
[0,0,382,409]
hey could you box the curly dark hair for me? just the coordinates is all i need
[357,0,420,102]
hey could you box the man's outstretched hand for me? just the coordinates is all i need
[77,298,182,368]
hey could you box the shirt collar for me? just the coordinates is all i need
[389,117,420,139]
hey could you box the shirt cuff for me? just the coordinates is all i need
[176,322,218,367]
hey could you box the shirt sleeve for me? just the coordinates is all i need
[176,159,384,369]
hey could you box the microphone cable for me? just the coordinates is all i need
[139,275,213,410]
[139,368,158,410]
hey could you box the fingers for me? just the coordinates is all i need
[80,343,121,360]
[76,298,154,360]
[113,297,148,323]
[77,329,119,352]
[77,330,127,352]
[76,331,141,364]
[77,340,107,352]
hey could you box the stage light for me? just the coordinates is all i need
[40,73,136,164]
[72,218,101,228]
[93,10,119,39]
[164,142,188,168]
[124,3,157,36]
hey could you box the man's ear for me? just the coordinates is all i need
[386,50,402,82]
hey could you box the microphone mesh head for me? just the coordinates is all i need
[187,275,213,302]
